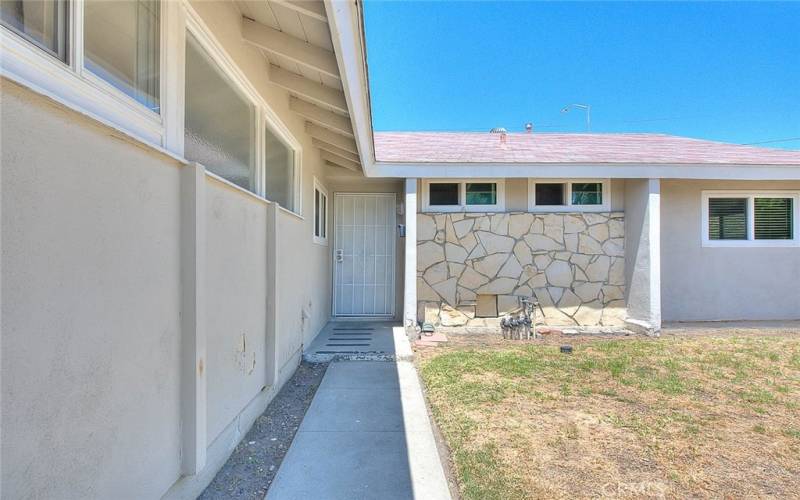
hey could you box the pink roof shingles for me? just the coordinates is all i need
[373,132,800,165]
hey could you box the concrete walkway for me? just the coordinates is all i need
[266,326,451,500]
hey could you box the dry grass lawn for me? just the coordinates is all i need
[418,331,800,499]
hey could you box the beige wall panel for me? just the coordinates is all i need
[204,179,269,443]
[1,81,183,499]
[661,179,800,321]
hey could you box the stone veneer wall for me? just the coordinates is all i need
[417,212,626,327]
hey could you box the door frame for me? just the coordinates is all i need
[331,192,397,319]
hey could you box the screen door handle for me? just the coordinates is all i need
[335,249,344,263]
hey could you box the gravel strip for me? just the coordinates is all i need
[199,361,328,500]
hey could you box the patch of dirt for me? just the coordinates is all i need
[415,321,800,362]
[199,361,328,500]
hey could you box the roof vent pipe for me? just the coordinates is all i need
[490,127,508,144]
[525,122,533,133]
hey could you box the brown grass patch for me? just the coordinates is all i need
[418,332,800,499]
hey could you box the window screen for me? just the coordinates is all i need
[1,0,68,61]
[708,198,747,240]
[535,183,565,205]
[84,0,160,112]
[754,198,793,240]
[184,31,255,192]
[429,183,459,206]
[465,183,497,205]
[572,182,603,205]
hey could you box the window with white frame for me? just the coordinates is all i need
[1,0,163,135]
[422,179,505,212]
[528,179,610,211]
[264,125,295,209]
[702,191,799,247]
[2,0,303,212]
[1,0,69,62]
[313,178,328,244]
[83,0,160,112]
[184,30,255,192]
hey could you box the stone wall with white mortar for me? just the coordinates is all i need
[417,212,626,327]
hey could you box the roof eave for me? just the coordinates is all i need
[325,0,378,176]
[368,161,800,180]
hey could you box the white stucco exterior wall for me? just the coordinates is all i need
[661,179,800,321]
[1,81,185,499]
[1,0,336,495]
[404,178,418,330]
[624,179,662,333]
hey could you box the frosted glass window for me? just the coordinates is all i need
[184,31,255,192]
[1,0,68,61]
[84,0,160,111]
[264,126,295,209]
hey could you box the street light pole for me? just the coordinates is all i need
[561,103,591,132]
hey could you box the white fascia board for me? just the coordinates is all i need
[324,0,377,176]
[368,162,800,180]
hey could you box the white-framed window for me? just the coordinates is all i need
[2,0,304,212]
[313,178,328,245]
[527,179,611,212]
[1,0,167,145]
[83,0,161,113]
[701,191,799,247]
[422,179,505,212]
[183,27,256,192]
[182,5,302,211]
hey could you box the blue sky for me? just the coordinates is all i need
[363,1,800,149]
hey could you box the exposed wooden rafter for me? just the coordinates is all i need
[305,122,359,154]
[272,0,328,23]
[269,66,348,113]
[324,159,360,173]
[242,18,339,79]
[320,150,361,172]
[290,97,353,137]
[312,138,359,162]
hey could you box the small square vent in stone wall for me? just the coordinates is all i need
[476,295,498,318]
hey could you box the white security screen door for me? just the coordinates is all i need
[334,193,396,317]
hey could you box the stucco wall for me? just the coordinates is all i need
[661,180,800,321]
[1,80,184,499]
[1,0,335,496]
[186,0,333,349]
[205,179,269,444]
[624,179,661,330]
